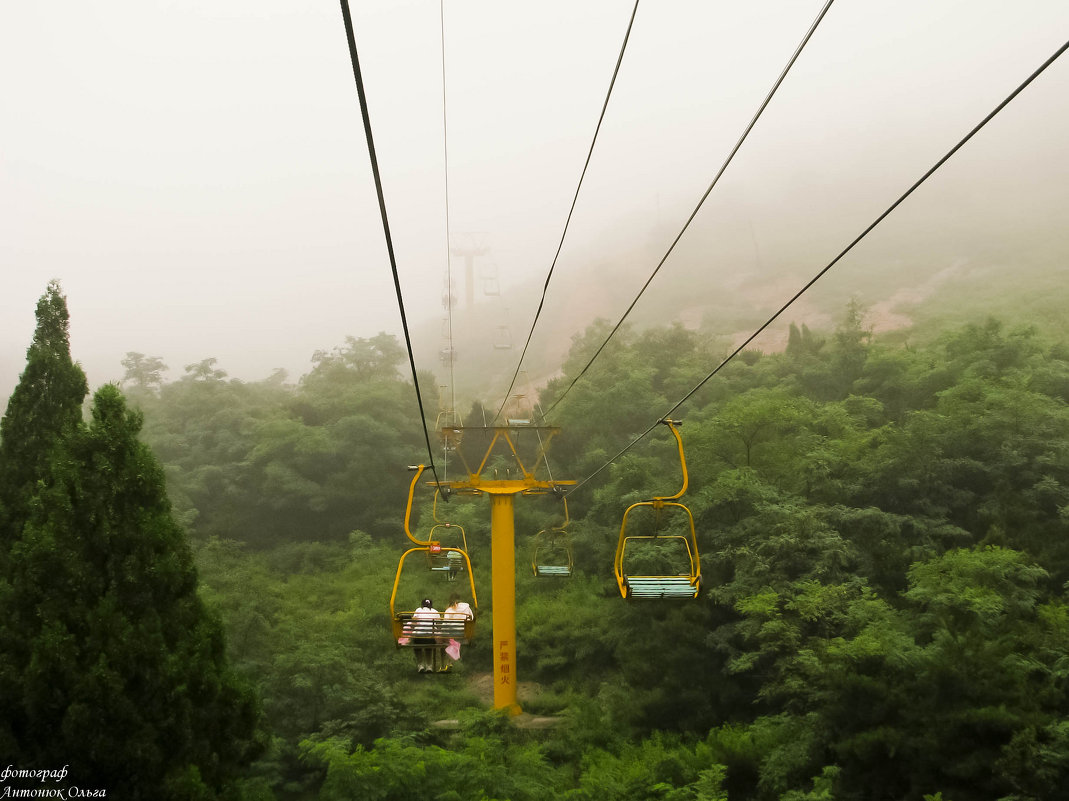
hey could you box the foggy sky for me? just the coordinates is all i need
[2,1,1067,405]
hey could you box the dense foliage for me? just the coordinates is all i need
[104,298,1069,800]
[0,285,261,799]
[5,278,1069,799]
[0,280,88,760]
[0,280,88,549]
[123,336,426,547]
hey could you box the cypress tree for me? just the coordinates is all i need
[0,280,89,542]
[0,280,88,760]
[6,385,261,796]
[0,285,260,794]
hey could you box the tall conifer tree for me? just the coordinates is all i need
[0,285,260,795]
[6,386,260,796]
[0,280,88,543]
[0,281,88,759]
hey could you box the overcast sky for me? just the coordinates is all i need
[2,1,1067,404]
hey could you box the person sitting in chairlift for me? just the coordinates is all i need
[446,549,463,581]
[442,592,474,668]
[407,597,440,673]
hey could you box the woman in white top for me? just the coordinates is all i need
[408,598,440,673]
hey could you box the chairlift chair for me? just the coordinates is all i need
[532,529,573,577]
[481,263,500,296]
[532,496,573,577]
[493,325,513,350]
[426,526,469,580]
[424,488,470,575]
[613,420,702,600]
[390,546,478,645]
[390,466,479,648]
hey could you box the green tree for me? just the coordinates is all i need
[5,385,261,797]
[0,280,89,759]
[785,322,825,361]
[185,356,229,383]
[726,547,1069,801]
[303,715,562,801]
[0,280,88,543]
[121,351,169,395]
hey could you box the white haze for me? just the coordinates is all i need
[2,1,1067,405]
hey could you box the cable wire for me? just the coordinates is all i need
[490,0,642,425]
[339,0,443,487]
[440,0,455,481]
[441,0,457,424]
[569,35,1069,497]
[541,0,835,420]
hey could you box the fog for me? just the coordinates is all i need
[3,0,1067,405]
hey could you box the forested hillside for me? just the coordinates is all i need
[2,281,1067,798]
[103,300,1069,800]
[4,1,1066,798]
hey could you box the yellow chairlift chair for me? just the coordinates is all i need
[613,420,701,600]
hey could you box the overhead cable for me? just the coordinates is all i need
[541,0,836,420]
[339,0,443,487]
[440,0,456,479]
[491,0,643,425]
[569,35,1069,497]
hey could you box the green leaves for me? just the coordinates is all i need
[302,729,562,801]
[905,546,1048,635]
[720,546,1069,800]
[3,380,261,797]
[0,281,88,540]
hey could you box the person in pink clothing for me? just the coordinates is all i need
[442,592,474,668]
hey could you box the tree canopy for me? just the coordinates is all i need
[0,284,260,799]
[5,281,1069,800]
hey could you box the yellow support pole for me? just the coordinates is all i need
[490,492,521,715]
[433,425,572,715]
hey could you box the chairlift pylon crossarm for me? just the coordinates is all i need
[433,425,574,496]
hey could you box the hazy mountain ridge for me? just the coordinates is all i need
[416,246,1067,413]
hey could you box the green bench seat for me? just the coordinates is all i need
[624,576,699,599]
[534,565,572,577]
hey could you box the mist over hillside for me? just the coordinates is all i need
[414,201,1069,416]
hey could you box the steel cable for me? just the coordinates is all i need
[541,0,836,420]
[491,0,643,425]
[568,35,1069,497]
[339,0,443,487]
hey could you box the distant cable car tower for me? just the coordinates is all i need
[450,233,489,309]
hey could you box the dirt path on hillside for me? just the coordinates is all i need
[726,260,968,352]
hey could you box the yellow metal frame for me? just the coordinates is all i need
[437,425,567,494]
[426,489,469,571]
[427,425,574,714]
[403,468,468,558]
[613,420,702,600]
[403,465,434,547]
[393,467,479,643]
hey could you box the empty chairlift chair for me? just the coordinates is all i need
[532,529,573,577]
[614,419,702,600]
[532,496,574,577]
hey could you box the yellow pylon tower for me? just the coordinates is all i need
[435,418,573,714]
